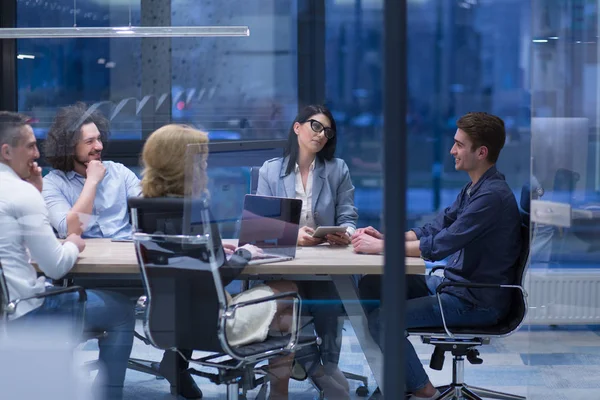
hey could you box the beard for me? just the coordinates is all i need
[74,152,101,167]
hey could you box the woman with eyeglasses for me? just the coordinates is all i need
[257,104,358,399]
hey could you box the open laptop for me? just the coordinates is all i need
[237,194,302,265]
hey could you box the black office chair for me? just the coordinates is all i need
[407,223,530,400]
[128,196,320,399]
[250,166,261,195]
[0,259,89,352]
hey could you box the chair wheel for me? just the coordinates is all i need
[151,362,165,380]
[356,385,369,397]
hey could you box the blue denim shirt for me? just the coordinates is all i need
[412,166,522,314]
[42,161,141,239]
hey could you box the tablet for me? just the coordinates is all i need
[310,226,347,239]
[111,238,133,243]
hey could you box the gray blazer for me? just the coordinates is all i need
[257,156,358,229]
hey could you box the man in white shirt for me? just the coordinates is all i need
[0,111,135,400]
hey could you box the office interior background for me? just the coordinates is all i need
[1,0,600,399]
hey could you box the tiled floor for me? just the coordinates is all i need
[70,322,600,399]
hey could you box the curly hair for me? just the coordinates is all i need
[141,124,209,198]
[44,102,110,172]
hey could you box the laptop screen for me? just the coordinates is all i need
[238,195,302,251]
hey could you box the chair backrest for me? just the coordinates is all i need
[250,166,260,195]
[0,260,9,321]
[128,197,233,353]
[496,223,530,334]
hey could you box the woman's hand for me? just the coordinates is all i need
[297,226,324,246]
[237,244,264,259]
[223,243,237,255]
[325,231,351,246]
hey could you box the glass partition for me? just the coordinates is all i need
[529,0,600,398]
[16,0,143,139]
[17,0,297,144]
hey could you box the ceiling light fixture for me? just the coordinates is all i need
[0,26,250,39]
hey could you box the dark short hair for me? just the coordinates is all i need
[44,102,110,172]
[456,112,506,163]
[283,104,337,176]
[0,111,31,148]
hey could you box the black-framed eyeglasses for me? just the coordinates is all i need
[307,119,335,139]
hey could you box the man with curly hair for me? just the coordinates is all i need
[42,103,141,239]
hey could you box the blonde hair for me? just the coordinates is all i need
[141,124,209,198]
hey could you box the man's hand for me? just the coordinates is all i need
[66,211,91,236]
[64,233,86,253]
[405,230,417,241]
[352,226,383,240]
[25,161,43,192]
[351,232,384,254]
[325,232,351,246]
[297,226,324,246]
[86,160,106,184]
[405,240,421,257]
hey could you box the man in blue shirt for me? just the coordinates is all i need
[353,112,522,400]
[42,103,141,239]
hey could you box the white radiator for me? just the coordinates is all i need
[524,269,600,325]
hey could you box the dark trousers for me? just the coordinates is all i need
[358,274,501,392]
[295,280,345,371]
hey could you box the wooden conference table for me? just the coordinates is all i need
[60,238,426,392]
[69,238,425,276]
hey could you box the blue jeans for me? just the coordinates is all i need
[358,274,501,392]
[13,289,135,400]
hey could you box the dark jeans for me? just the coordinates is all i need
[296,280,345,372]
[13,289,135,400]
[358,274,501,392]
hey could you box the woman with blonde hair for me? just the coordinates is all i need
[142,124,298,400]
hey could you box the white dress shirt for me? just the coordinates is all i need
[0,163,80,319]
[295,160,316,229]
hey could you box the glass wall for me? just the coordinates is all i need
[16,0,299,235]
[17,0,143,139]
[169,0,298,140]
[528,0,600,398]
[326,0,530,229]
[17,0,297,141]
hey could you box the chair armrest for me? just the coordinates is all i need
[7,286,87,315]
[433,281,526,338]
[6,286,87,314]
[222,291,302,355]
[225,291,297,312]
[435,281,526,294]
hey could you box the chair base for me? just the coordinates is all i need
[435,383,526,400]
[343,371,370,397]
[128,358,163,378]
